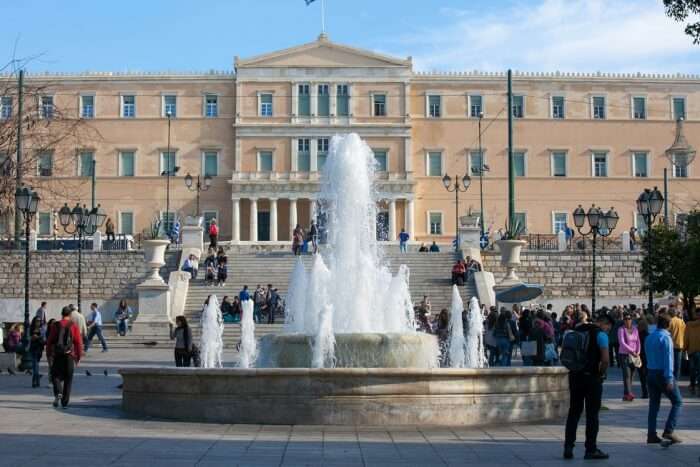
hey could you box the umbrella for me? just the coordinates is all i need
[496,283,544,303]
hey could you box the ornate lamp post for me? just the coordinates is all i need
[636,187,664,314]
[58,203,106,313]
[572,204,619,313]
[663,118,696,224]
[161,111,179,238]
[442,173,471,251]
[15,186,39,370]
[184,173,212,217]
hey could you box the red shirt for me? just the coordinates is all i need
[46,318,84,362]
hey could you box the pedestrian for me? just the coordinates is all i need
[645,313,683,445]
[309,220,319,254]
[254,284,265,323]
[113,299,133,336]
[181,254,198,280]
[398,228,409,253]
[667,307,686,380]
[69,305,88,341]
[429,241,440,252]
[418,242,428,252]
[3,323,22,352]
[217,252,228,287]
[46,306,83,408]
[208,218,219,249]
[292,224,304,255]
[266,286,278,324]
[239,285,250,302]
[494,309,515,367]
[484,309,499,366]
[562,311,612,460]
[221,296,234,323]
[84,303,108,352]
[684,312,700,395]
[435,309,450,367]
[105,217,115,242]
[618,311,641,401]
[169,315,193,367]
[35,301,48,338]
[637,314,651,398]
[231,296,242,322]
[629,226,638,251]
[29,312,46,388]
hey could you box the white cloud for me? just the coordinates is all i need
[387,0,700,73]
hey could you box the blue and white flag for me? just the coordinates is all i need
[305,0,316,5]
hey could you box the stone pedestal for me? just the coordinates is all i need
[181,224,204,253]
[29,233,37,251]
[622,231,631,252]
[135,282,170,330]
[92,230,102,251]
[458,226,481,251]
[494,239,527,290]
[557,230,566,251]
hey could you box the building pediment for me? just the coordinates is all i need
[235,34,411,70]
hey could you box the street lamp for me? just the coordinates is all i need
[476,112,488,246]
[663,118,696,224]
[58,202,106,313]
[636,186,664,314]
[184,173,212,217]
[15,186,39,370]
[572,204,619,313]
[442,173,471,251]
[161,110,179,238]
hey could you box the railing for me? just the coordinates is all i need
[524,234,559,251]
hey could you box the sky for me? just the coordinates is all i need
[1,0,699,74]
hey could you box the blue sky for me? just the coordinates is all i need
[2,0,699,73]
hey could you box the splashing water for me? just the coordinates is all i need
[284,258,308,333]
[200,295,223,368]
[465,296,487,369]
[448,285,467,368]
[239,299,256,368]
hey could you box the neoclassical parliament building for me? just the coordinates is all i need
[3,34,699,244]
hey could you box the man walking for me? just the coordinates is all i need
[35,301,48,337]
[398,228,409,253]
[562,311,612,460]
[646,314,683,444]
[69,305,87,341]
[46,306,83,408]
[84,303,108,353]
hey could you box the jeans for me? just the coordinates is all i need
[564,372,603,453]
[673,349,682,380]
[399,241,407,253]
[620,354,636,396]
[647,369,682,436]
[51,355,75,406]
[85,325,108,351]
[254,304,263,323]
[496,337,511,366]
[116,319,128,336]
[690,352,700,387]
[639,364,649,397]
[487,345,499,367]
[174,349,191,367]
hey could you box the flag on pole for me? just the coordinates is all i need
[305,0,316,5]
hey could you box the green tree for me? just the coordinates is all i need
[641,210,700,317]
[664,0,700,44]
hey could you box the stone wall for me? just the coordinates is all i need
[482,250,644,299]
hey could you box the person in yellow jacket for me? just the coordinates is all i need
[684,313,700,395]
[667,307,686,380]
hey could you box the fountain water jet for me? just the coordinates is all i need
[448,285,467,368]
[465,297,487,369]
[199,295,223,369]
[238,299,256,368]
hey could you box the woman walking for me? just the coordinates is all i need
[29,313,45,388]
[618,312,641,401]
[169,316,193,367]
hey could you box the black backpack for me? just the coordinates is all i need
[54,322,74,356]
[560,329,590,372]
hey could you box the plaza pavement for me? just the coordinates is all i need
[0,348,699,467]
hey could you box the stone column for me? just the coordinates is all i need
[310,138,318,173]
[231,198,240,243]
[310,82,318,118]
[249,198,258,242]
[289,198,298,234]
[388,199,397,241]
[330,83,337,117]
[405,198,415,239]
[404,138,413,174]
[269,198,278,241]
[291,138,298,172]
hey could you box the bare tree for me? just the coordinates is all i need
[664,0,700,44]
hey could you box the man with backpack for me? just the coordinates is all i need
[561,311,613,460]
[208,218,219,250]
[46,306,83,408]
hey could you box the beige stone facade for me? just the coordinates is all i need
[6,34,700,243]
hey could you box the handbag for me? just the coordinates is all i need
[629,354,642,368]
[521,340,538,357]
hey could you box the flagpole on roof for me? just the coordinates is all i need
[321,0,326,34]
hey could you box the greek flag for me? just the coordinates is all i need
[305,0,316,4]
[170,218,181,243]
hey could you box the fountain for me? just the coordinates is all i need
[238,299,256,369]
[199,296,223,369]
[120,133,568,426]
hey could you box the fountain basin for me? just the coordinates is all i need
[119,366,569,426]
[257,333,440,368]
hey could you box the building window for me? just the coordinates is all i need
[79,151,94,177]
[317,138,329,170]
[161,212,176,236]
[119,212,134,235]
[374,149,388,172]
[81,95,94,119]
[38,153,53,176]
[673,154,689,178]
[203,151,218,177]
[592,96,606,119]
[551,152,567,177]
[429,212,443,235]
[0,96,11,119]
[633,96,646,120]
[163,95,177,117]
[337,84,349,116]
[469,150,484,176]
[40,96,54,119]
[373,93,386,117]
[469,95,482,117]
[672,97,686,120]
[514,151,526,177]
[258,151,273,172]
[297,139,311,172]
[593,152,608,177]
[514,212,527,233]
[552,212,568,234]
[512,95,524,118]
[552,96,565,119]
[317,84,330,117]
[260,93,273,116]
[427,151,442,177]
[633,152,648,178]
[119,151,135,177]
[298,84,310,116]
[160,151,176,175]
[204,94,218,117]
[121,95,135,118]
[428,95,441,118]
[38,212,52,236]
